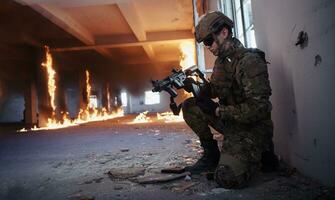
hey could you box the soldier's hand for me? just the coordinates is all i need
[183,77,196,93]
[169,97,182,115]
[196,97,219,116]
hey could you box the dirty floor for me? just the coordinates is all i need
[0,115,334,200]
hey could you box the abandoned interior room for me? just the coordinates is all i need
[0,0,334,199]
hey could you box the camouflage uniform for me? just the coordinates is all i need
[182,37,274,188]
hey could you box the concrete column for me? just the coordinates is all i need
[193,0,206,72]
[24,81,38,127]
[127,94,132,114]
[193,0,220,75]
[101,82,108,109]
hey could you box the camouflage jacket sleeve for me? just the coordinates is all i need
[217,52,272,123]
[199,82,217,99]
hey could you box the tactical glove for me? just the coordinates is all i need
[183,77,197,93]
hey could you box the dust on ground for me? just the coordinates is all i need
[0,115,334,200]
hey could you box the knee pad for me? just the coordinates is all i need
[214,154,250,189]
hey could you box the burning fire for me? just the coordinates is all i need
[126,41,196,125]
[85,70,91,108]
[179,40,196,70]
[42,46,57,111]
[128,111,152,124]
[19,48,123,132]
[156,111,184,123]
[128,111,184,124]
[179,40,197,99]
[107,84,111,111]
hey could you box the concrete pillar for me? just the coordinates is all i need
[193,0,206,72]
[101,82,108,109]
[193,0,220,75]
[24,81,38,127]
[127,94,133,114]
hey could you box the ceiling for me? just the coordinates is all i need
[14,0,195,65]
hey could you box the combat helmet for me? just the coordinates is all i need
[195,11,234,43]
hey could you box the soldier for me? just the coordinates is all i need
[182,11,278,188]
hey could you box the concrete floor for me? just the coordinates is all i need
[0,115,334,200]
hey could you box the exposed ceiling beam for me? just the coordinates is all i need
[15,1,114,58]
[122,55,180,65]
[142,45,155,60]
[16,0,129,7]
[52,30,193,51]
[117,1,156,60]
[94,30,193,45]
[51,38,194,52]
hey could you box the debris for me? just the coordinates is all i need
[161,167,185,174]
[172,182,197,192]
[114,185,123,190]
[136,172,191,184]
[211,188,230,194]
[184,175,192,181]
[108,167,146,180]
[157,137,164,140]
[183,139,192,145]
[68,194,95,200]
[197,192,207,196]
[82,177,104,184]
[120,148,129,152]
[99,159,112,164]
[52,162,63,168]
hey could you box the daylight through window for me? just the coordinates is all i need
[219,0,257,48]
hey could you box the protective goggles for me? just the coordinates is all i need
[203,35,215,46]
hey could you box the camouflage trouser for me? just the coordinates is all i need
[182,97,274,188]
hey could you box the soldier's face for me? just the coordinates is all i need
[207,36,219,56]
[205,28,229,56]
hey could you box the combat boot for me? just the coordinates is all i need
[184,139,220,174]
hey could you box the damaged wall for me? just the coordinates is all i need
[0,44,39,123]
[0,90,25,123]
[252,0,335,185]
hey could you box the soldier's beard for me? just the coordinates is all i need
[218,37,235,58]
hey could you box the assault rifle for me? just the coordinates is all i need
[151,65,208,115]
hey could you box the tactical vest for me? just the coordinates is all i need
[210,48,268,106]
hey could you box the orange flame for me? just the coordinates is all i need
[107,84,111,111]
[179,41,196,70]
[126,111,184,124]
[128,111,152,124]
[18,49,124,133]
[156,111,184,123]
[85,70,91,108]
[179,41,196,98]
[41,46,56,111]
